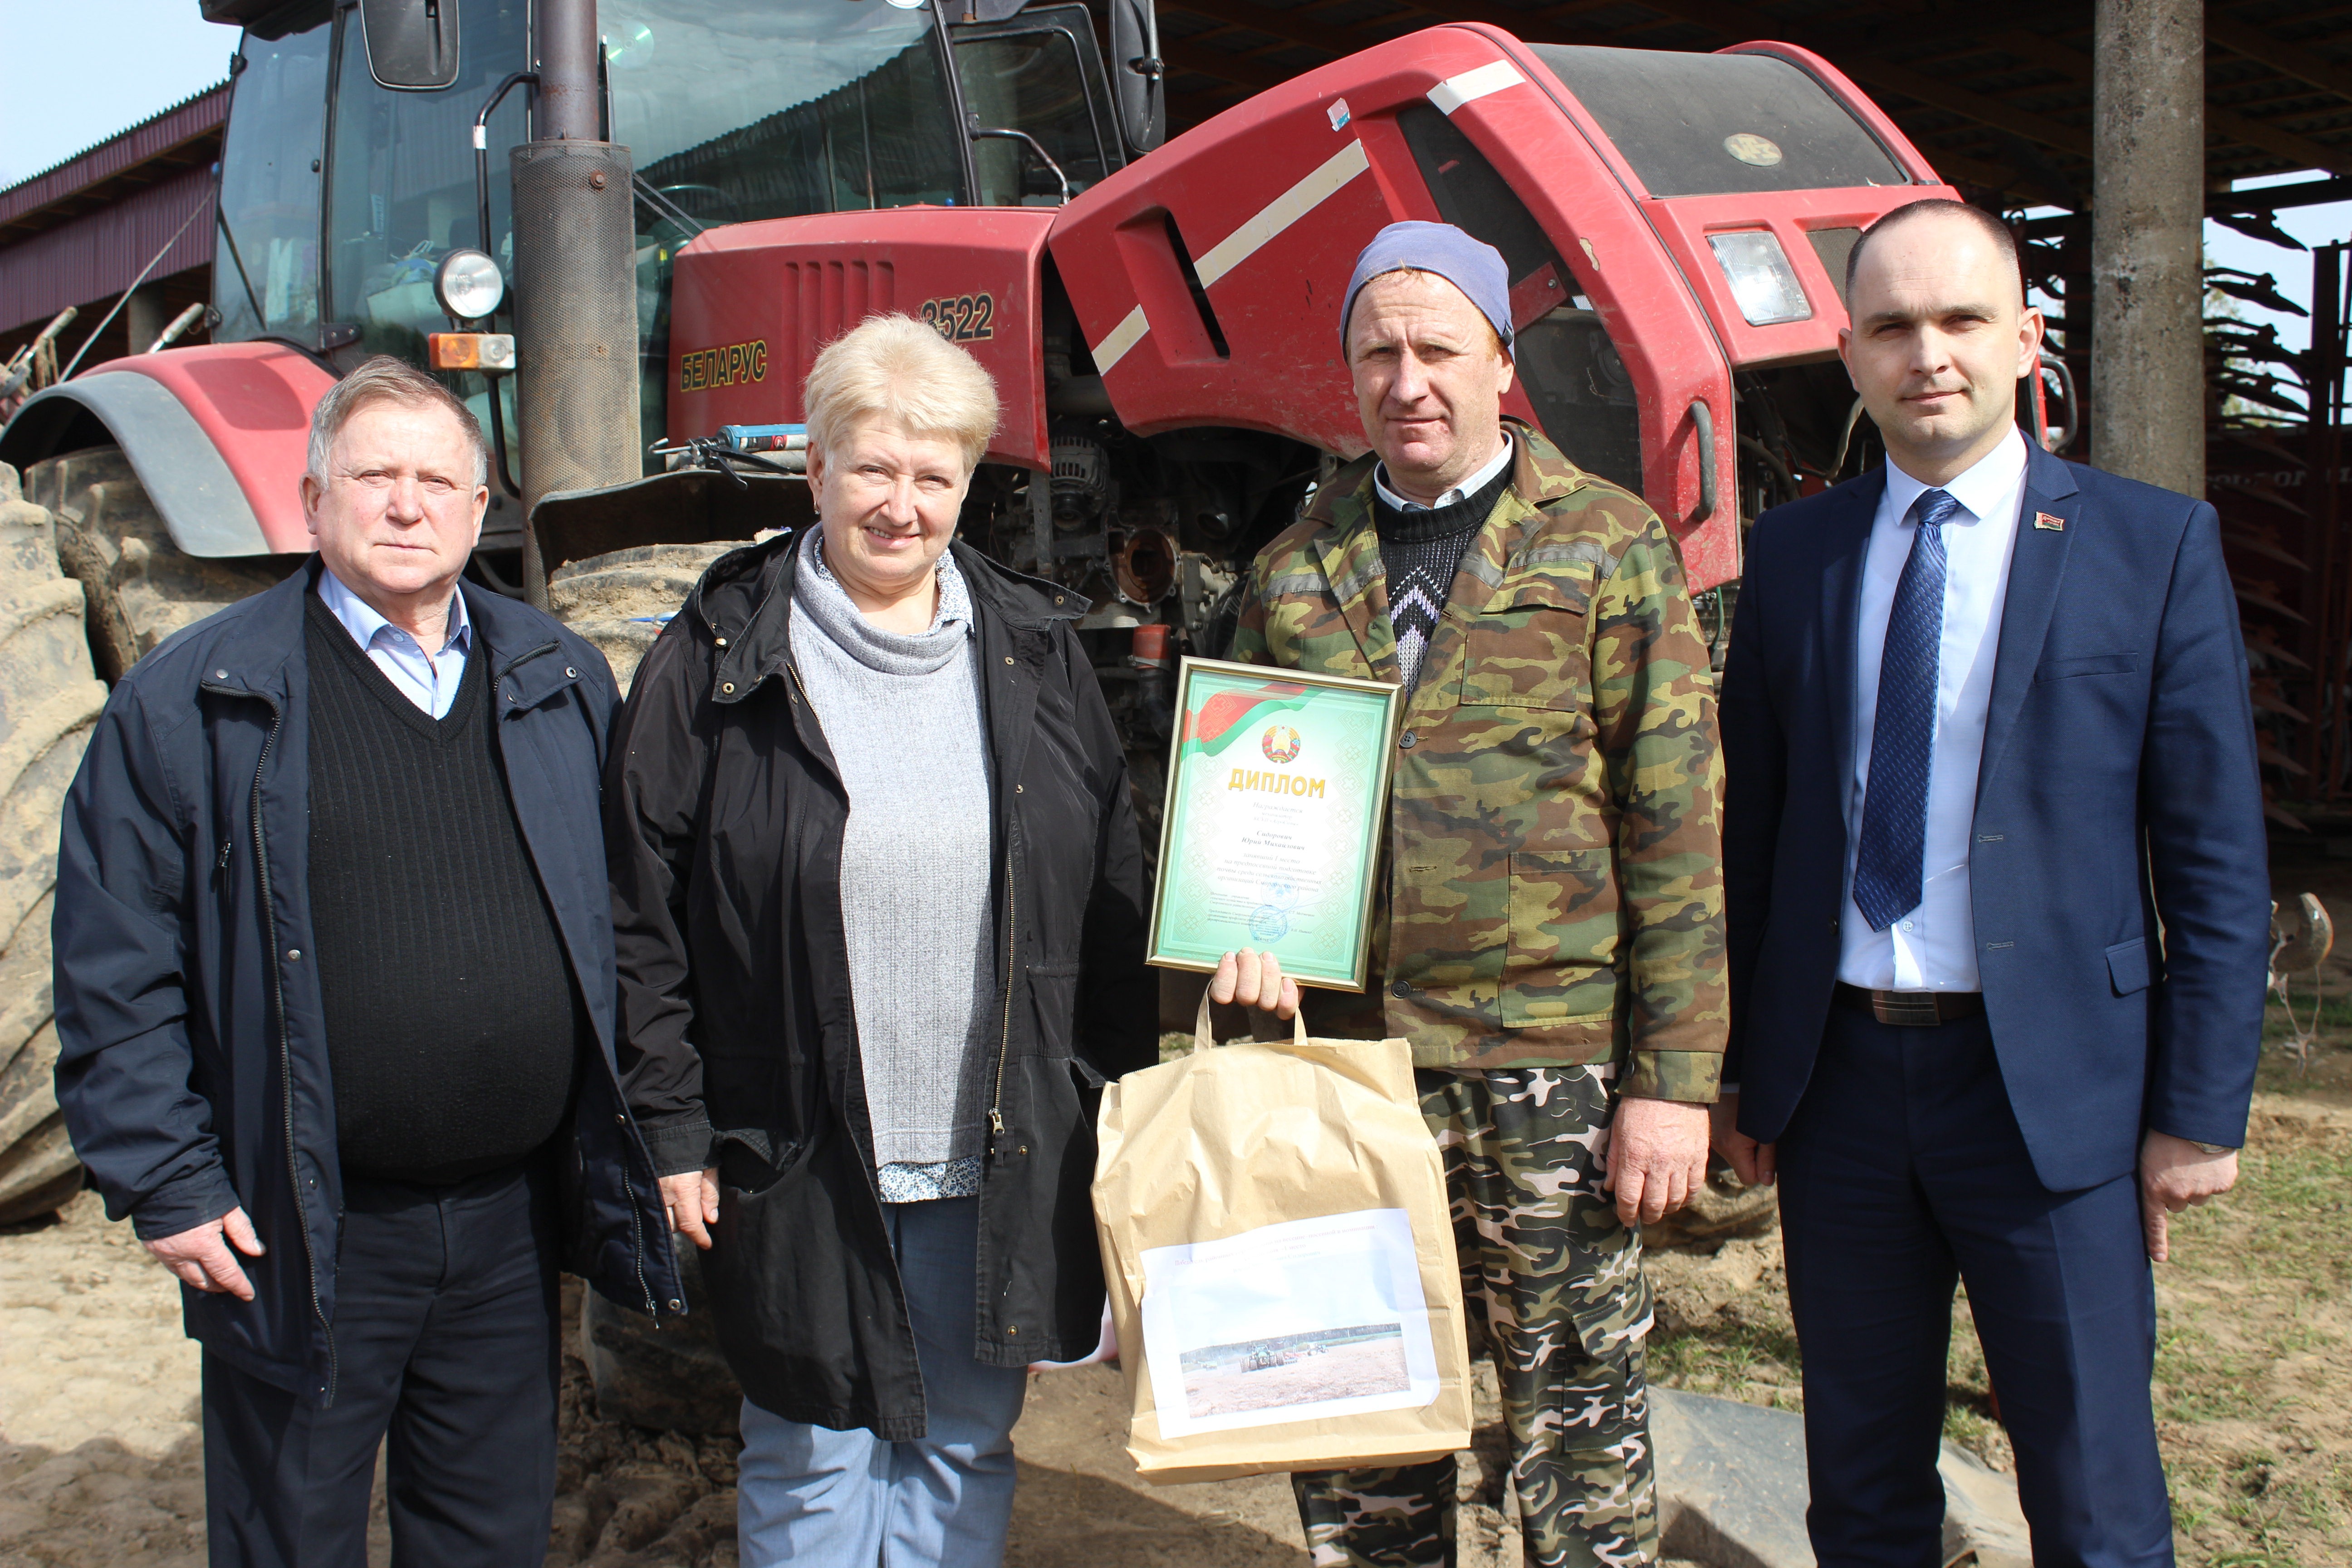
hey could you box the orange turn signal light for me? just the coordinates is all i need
[427,333,515,372]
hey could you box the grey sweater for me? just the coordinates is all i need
[791,531,995,1187]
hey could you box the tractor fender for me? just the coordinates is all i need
[0,342,334,557]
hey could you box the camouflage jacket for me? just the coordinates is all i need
[1229,420,1726,1099]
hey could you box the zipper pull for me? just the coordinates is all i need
[987,1107,1013,1164]
[216,839,233,872]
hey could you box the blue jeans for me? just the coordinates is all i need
[737,1196,1029,1567]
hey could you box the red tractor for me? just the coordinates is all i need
[0,0,1986,1414]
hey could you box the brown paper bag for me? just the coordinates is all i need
[1091,997,1473,1485]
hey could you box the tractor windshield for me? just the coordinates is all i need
[1527,46,1906,198]
[323,0,530,363]
[605,0,963,225]
[212,5,333,345]
[952,5,1120,206]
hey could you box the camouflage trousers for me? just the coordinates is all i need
[1292,1063,1657,1568]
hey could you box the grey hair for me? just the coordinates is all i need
[307,356,492,488]
[803,314,1000,471]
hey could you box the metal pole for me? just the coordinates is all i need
[534,0,601,142]
[511,0,641,607]
[2091,0,2205,497]
[2308,245,2342,790]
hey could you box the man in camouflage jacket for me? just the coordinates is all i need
[1212,222,1725,1568]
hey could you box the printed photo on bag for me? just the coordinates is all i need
[1139,1208,1441,1438]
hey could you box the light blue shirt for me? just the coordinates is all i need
[1839,426,2029,993]
[317,567,474,720]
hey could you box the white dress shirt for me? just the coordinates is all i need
[317,567,474,720]
[1373,431,1515,512]
[1838,427,2029,993]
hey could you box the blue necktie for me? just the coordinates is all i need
[1853,488,1959,932]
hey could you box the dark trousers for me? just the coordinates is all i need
[201,1162,562,1568]
[1777,1008,2174,1568]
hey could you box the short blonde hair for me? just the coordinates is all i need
[803,314,1000,471]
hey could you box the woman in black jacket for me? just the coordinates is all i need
[605,315,1153,1565]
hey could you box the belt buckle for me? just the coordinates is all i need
[1871,991,1941,1027]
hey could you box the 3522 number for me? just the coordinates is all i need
[921,294,995,343]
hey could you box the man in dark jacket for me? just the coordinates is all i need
[53,357,678,1568]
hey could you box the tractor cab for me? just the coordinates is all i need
[196,0,1151,554]
[1039,27,1959,593]
[661,22,1959,656]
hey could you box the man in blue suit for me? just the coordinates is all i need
[1716,199,2269,1567]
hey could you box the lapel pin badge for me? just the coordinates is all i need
[2034,511,2066,531]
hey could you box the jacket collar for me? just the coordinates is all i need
[1976,442,2082,801]
[201,558,317,701]
[1296,417,1581,680]
[201,556,577,708]
[1816,466,1887,791]
[1816,441,2083,806]
[694,529,1087,705]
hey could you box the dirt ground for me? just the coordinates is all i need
[6,857,2345,1567]
[1644,1080,2352,1568]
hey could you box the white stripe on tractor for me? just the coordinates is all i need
[1089,137,1372,372]
[1093,304,1152,372]
[1427,59,1524,115]
[1194,138,1372,289]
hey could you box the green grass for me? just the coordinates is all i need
[1646,1050,2352,1565]
[2261,994,2352,1042]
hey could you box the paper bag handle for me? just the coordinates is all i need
[1193,990,1310,1053]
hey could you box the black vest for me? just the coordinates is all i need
[304,591,585,1184]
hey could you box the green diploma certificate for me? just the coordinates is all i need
[1147,657,1401,991]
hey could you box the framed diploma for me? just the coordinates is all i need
[1147,657,1402,991]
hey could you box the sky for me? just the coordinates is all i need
[2190,175,2352,359]
[3,1,2348,346]
[0,0,234,189]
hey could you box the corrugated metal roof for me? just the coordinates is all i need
[0,83,230,232]
[0,166,216,334]
[0,83,232,338]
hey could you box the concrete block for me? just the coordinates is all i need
[1651,1388,2032,1568]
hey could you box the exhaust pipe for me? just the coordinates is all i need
[511,0,641,606]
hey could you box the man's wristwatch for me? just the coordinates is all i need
[2189,1140,2236,1156]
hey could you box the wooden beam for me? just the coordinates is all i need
[2210,11,2352,107]
[1914,146,2068,208]
[1835,55,2094,158]
[1161,0,1382,59]
[1991,25,2352,178]
[2208,103,2352,178]
[1992,22,2352,179]
[1616,0,2097,157]
[1159,36,1294,93]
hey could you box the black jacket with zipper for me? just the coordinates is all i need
[606,532,1154,1439]
[52,559,684,1407]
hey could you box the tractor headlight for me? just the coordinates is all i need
[434,250,506,323]
[1707,231,1810,326]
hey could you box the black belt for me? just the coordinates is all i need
[1833,982,1984,1027]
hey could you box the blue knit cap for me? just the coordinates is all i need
[1341,221,1513,354]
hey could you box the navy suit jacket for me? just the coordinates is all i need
[1720,444,2270,1192]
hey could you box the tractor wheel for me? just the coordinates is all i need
[0,463,110,1224]
[24,447,281,683]
[546,541,745,698]
[548,537,748,1431]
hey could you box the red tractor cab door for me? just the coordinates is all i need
[1046,27,1955,588]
